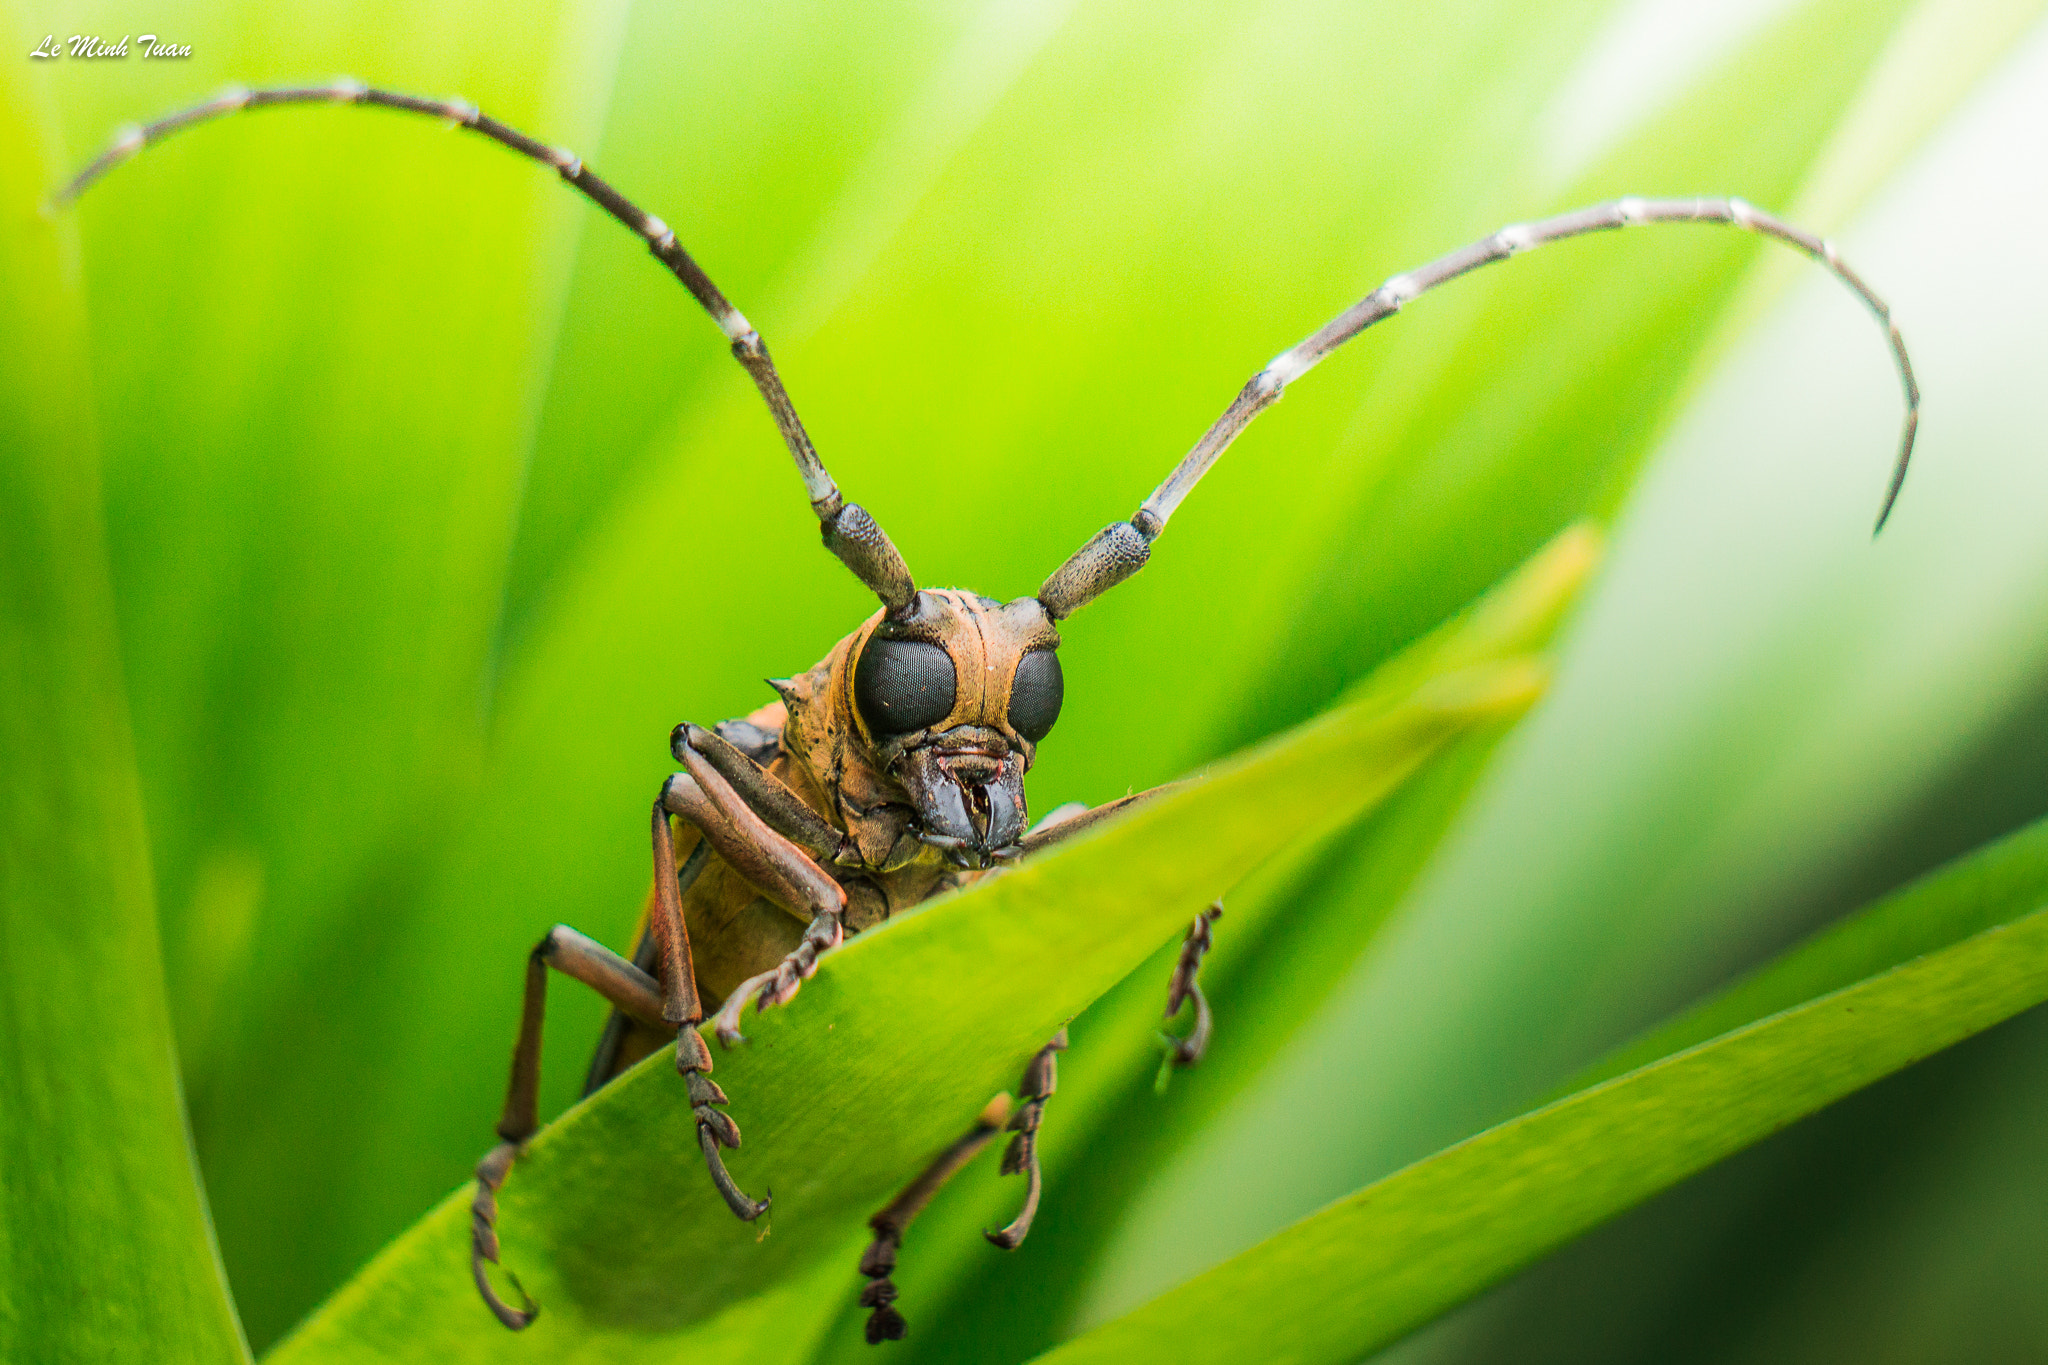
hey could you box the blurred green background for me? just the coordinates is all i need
[10,0,2048,1358]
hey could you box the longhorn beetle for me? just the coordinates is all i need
[60,80,1920,1346]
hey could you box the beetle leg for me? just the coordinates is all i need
[661,763,847,968]
[1162,901,1223,1069]
[856,1094,1014,1344]
[848,1029,1070,1341]
[585,839,712,1096]
[473,923,666,1329]
[986,1029,1068,1250]
[656,760,846,1211]
[675,722,860,867]
[645,791,779,1222]
[659,756,849,1046]
[710,908,844,1045]
[1014,782,1187,857]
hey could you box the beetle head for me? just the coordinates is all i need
[842,590,1062,868]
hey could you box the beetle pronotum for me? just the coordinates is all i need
[61,79,1919,1346]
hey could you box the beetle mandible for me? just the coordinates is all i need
[59,79,1920,1346]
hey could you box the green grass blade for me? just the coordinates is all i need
[1033,880,2048,1365]
[261,554,1560,1362]
[1569,814,2048,1094]
[44,2,633,1340]
[0,48,249,1365]
[1390,757,2048,1360]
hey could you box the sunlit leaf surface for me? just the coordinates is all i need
[0,35,248,1363]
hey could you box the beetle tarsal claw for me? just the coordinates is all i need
[713,912,842,1043]
[985,1114,1045,1247]
[983,1146,1043,1250]
[470,1141,540,1329]
[470,1254,539,1331]
[697,1121,772,1220]
[685,1067,769,1218]
[985,1030,1065,1250]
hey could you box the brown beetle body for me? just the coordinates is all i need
[599,590,1066,1080]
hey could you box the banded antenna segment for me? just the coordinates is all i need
[1038,196,1919,620]
[56,79,920,615]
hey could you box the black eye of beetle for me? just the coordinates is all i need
[1008,649,1063,742]
[854,638,957,737]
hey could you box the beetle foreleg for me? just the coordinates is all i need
[658,759,850,1208]
[472,924,666,1329]
[649,791,775,1221]
[1161,901,1223,1069]
[583,838,709,1097]
[675,722,859,867]
[986,1029,1068,1250]
[710,908,844,1045]
[659,761,849,1047]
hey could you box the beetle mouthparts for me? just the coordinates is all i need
[900,746,1028,862]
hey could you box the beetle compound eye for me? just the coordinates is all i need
[854,638,957,737]
[1008,650,1063,742]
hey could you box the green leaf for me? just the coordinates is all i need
[1031,837,2048,1365]
[46,0,633,1340]
[260,530,1582,1363]
[0,41,249,1365]
[1569,814,2048,1094]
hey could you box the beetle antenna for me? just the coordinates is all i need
[1037,196,1920,620]
[54,80,919,614]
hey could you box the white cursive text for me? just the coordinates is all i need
[28,33,192,59]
